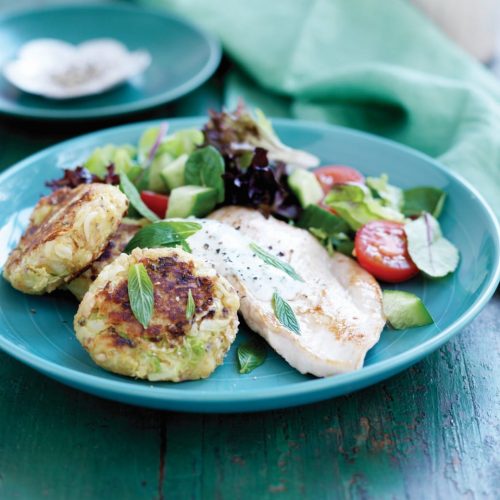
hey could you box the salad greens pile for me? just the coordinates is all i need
[313,176,459,279]
[48,106,313,221]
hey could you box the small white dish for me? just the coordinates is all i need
[3,38,151,99]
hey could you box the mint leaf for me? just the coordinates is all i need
[185,146,225,203]
[249,242,303,282]
[237,337,267,374]
[119,172,159,222]
[128,263,154,328]
[404,213,459,278]
[125,221,201,253]
[272,291,300,335]
[403,187,446,218]
[186,290,195,320]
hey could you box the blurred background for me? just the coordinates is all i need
[1,0,499,69]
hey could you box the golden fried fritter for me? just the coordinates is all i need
[3,184,128,294]
[74,247,239,381]
[66,217,149,301]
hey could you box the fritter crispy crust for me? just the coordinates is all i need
[3,184,128,294]
[66,218,149,300]
[74,247,240,381]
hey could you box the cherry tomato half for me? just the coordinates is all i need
[354,220,419,283]
[140,191,169,218]
[314,165,365,194]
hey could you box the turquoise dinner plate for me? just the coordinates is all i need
[0,5,221,120]
[0,118,499,413]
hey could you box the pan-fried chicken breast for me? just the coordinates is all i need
[74,247,239,381]
[180,207,384,377]
[67,218,149,301]
[3,184,128,294]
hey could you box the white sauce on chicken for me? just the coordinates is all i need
[186,219,304,301]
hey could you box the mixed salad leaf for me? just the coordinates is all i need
[203,104,319,170]
[404,213,459,278]
[119,173,159,222]
[184,146,225,203]
[125,221,201,254]
[324,182,404,230]
[402,186,446,218]
[46,164,120,190]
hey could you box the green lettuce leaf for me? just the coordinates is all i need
[366,174,403,211]
[324,184,404,230]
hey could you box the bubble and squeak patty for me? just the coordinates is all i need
[74,247,240,382]
[3,183,128,294]
[66,217,149,301]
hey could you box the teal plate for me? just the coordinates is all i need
[0,118,499,413]
[0,5,221,120]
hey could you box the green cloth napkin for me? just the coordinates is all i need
[145,0,500,218]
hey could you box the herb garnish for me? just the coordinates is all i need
[249,243,303,282]
[186,290,195,320]
[119,172,159,222]
[128,263,154,329]
[125,221,201,253]
[237,337,267,374]
[272,291,300,335]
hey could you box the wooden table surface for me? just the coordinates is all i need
[0,3,499,498]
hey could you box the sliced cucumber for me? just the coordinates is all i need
[383,290,433,330]
[147,153,172,192]
[161,154,188,191]
[288,169,323,208]
[166,185,217,218]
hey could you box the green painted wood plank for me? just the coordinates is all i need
[0,354,161,500]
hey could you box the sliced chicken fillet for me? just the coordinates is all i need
[183,207,385,377]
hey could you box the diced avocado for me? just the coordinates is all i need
[288,169,324,208]
[166,185,217,218]
[383,290,433,330]
[147,153,172,192]
[161,154,188,191]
